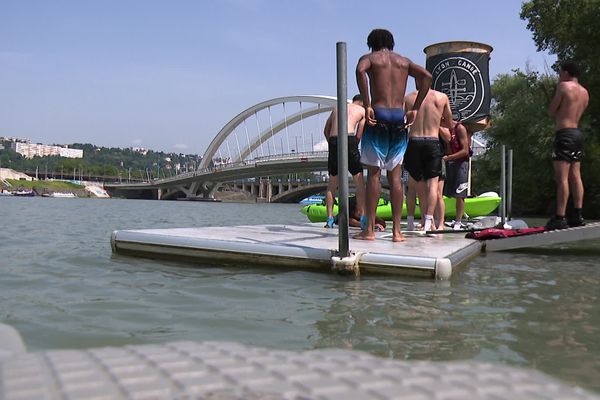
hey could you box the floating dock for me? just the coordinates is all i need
[112,223,483,279]
[111,222,600,280]
[1,323,597,400]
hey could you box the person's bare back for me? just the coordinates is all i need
[404,90,452,137]
[325,102,366,139]
[550,80,589,130]
[356,30,431,127]
[359,50,410,109]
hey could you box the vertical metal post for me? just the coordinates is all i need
[336,42,349,258]
[507,149,513,221]
[500,145,506,226]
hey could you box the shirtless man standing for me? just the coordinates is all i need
[323,95,366,228]
[354,28,432,242]
[545,61,589,230]
[403,89,452,232]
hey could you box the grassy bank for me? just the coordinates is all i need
[5,179,84,191]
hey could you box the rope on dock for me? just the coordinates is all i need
[331,251,365,277]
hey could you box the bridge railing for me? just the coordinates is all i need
[134,150,328,186]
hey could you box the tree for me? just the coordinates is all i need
[521,0,600,129]
[475,69,600,217]
[474,70,557,215]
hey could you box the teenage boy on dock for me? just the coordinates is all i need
[545,61,589,230]
[403,88,452,232]
[354,28,432,242]
[323,95,366,229]
[442,120,471,231]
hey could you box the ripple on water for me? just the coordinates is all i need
[1,198,599,393]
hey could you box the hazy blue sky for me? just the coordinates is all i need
[1,0,555,155]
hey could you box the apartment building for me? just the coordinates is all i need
[10,142,83,159]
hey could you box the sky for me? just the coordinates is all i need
[1,0,556,155]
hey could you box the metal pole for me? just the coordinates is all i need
[336,42,349,258]
[507,149,513,221]
[500,145,506,226]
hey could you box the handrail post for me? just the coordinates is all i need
[507,149,513,221]
[500,145,506,226]
[336,42,349,258]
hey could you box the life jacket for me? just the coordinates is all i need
[449,122,473,162]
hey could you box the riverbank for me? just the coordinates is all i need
[2,179,92,197]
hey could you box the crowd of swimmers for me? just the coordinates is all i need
[323,28,589,241]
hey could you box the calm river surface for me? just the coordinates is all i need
[1,197,599,393]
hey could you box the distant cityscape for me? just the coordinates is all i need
[1,136,83,159]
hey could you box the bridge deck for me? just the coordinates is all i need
[111,223,483,279]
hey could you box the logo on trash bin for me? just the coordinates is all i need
[431,56,485,121]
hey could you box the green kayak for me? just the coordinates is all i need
[300,193,502,223]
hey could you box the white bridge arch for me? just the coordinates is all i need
[106,95,361,202]
[199,95,349,170]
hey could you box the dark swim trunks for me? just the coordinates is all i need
[443,160,469,198]
[360,108,408,170]
[552,128,584,162]
[403,137,443,181]
[328,135,363,177]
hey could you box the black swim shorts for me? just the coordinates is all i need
[443,160,469,199]
[328,135,363,176]
[403,137,442,181]
[552,128,584,162]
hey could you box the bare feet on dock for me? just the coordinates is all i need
[392,233,406,242]
[353,231,375,241]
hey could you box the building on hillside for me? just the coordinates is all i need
[131,147,148,155]
[10,142,83,159]
[59,147,84,158]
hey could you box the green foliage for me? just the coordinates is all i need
[0,142,202,181]
[6,179,83,191]
[521,0,600,129]
[519,0,600,216]
[475,70,600,217]
[473,70,557,216]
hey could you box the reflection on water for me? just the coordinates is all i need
[0,197,598,393]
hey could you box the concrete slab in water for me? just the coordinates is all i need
[112,223,483,279]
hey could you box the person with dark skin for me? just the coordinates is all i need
[354,28,432,242]
[545,61,589,230]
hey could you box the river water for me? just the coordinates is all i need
[1,197,598,393]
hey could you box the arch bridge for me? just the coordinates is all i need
[107,95,361,202]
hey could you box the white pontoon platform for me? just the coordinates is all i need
[111,222,600,279]
[112,223,483,279]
